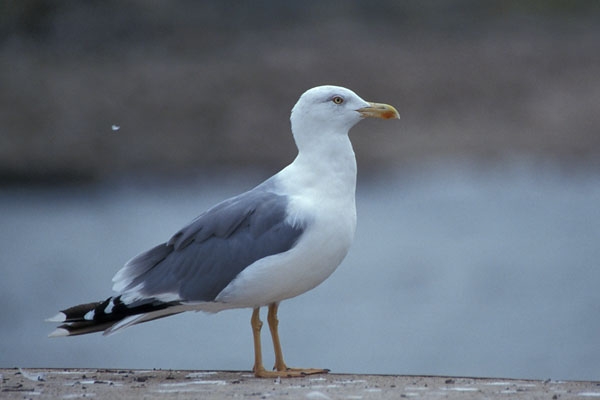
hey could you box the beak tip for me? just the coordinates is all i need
[383,110,400,120]
[359,102,400,120]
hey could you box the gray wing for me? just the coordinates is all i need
[113,187,305,302]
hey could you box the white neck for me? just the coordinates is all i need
[277,129,357,202]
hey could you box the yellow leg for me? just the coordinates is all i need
[250,302,329,378]
[251,308,264,375]
[267,302,288,371]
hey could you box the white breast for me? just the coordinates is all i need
[214,147,358,308]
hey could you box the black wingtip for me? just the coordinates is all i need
[48,296,182,337]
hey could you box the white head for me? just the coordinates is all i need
[289,85,399,152]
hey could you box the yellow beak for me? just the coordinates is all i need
[357,102,400,120]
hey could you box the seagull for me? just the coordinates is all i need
[48,85,399,378]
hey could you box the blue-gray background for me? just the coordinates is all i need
[1,1,599,381]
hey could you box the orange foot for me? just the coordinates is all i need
[254,367,330,378]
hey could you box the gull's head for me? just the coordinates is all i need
[290,85,399,139]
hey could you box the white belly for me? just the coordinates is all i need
[214,203,356,308]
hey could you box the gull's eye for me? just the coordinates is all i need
[332,96,344,105]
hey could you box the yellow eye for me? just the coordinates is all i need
[332,96,344,104]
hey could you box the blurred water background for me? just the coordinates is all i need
[1,1,599,381]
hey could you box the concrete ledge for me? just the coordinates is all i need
[2,368,599,399]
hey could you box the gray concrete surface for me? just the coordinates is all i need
[2,368,599,399]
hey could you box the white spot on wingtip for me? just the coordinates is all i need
[45,312,66,323]
[104,300,114,314]
[84,310,95,320]
[111,124,120,131]
[48,328,70,338]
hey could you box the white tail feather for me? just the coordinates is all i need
[45,312,66,323]
[48,328,70,338]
